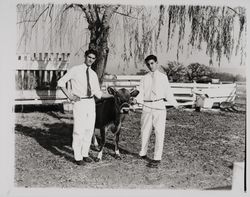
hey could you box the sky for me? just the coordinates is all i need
[16,3,247,77]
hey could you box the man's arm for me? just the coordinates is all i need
[91,72,113,99]
[60,87,80,102]
[57,68,79,102]
[164,75,179,108]
[133,77,144,104]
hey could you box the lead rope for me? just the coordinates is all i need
[131,101,182,111]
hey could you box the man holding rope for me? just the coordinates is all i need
[135,55,179,168]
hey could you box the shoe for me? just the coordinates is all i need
[75,160,85,166]
[138,155,148,160]
[82,157,93,163]
[146,160,160,168]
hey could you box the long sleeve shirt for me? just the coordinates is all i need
[136,70,178,110]
[57,63,103,99]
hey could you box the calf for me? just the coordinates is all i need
[93,87,139,162]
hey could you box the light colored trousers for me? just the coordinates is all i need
[139,108,167,160]
[72,98,95,161]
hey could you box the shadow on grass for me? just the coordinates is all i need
[92,135,142,160]
[46,111,73,120]
[15,104,64,113]
[15,122,139,163]
[15,123,75,163]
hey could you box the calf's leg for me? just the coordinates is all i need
[114,130,122,160]
[91,132,99,151]
[114,123,122,160]
[95,127,106,162]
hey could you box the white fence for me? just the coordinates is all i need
[15,53,237,107]
[15,75,237,108]
[102,77,237,108]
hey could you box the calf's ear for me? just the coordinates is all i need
[130,89,139,97]
[107,87,117,95]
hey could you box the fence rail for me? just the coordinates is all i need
[14,53,238,107]
[15,75,237,107]
[15,69,68,89]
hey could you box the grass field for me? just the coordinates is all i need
[15,104,246,189]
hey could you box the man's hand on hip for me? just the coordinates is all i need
[68,94,80,102]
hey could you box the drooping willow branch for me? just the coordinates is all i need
[16,4,246,70]
[167,5,246,66]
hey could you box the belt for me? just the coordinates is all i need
[80,96,94,99]
[143,98,165,102]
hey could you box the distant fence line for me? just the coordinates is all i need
[15,53,240,107]
[15,74,237,107]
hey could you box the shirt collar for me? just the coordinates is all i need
[83,63,92,70]
[150,69,159,77]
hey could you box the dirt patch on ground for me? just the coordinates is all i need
[15,108,245,189]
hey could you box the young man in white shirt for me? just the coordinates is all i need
[136,55,179,168]
[57,49,112,166]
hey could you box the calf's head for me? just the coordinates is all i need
[107,87,139,114]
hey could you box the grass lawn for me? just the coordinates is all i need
[15,107,245,189]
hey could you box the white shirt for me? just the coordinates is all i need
[136,70,178,110]
[57,63,103,99]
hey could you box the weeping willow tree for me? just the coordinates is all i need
[17,4,246,82]
[117,5,246,67]
[168,5,246,65]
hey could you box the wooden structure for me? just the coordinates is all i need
[15,52,71,105]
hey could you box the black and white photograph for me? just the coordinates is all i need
[0,0,249,196]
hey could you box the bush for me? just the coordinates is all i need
[161,61,189,82]
[187,63,214,82]
[160,61,244,83]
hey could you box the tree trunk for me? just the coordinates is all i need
[95,47,109,84]
[84,5,119,84]
[88,31,109,84]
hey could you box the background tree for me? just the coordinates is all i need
[65,4,120,83]
[187,63,214,82]
[17,4,246,83]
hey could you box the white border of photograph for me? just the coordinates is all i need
[0,0,249,197]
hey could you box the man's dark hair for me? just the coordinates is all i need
[145,55,157,63]
[85,49,98,57]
